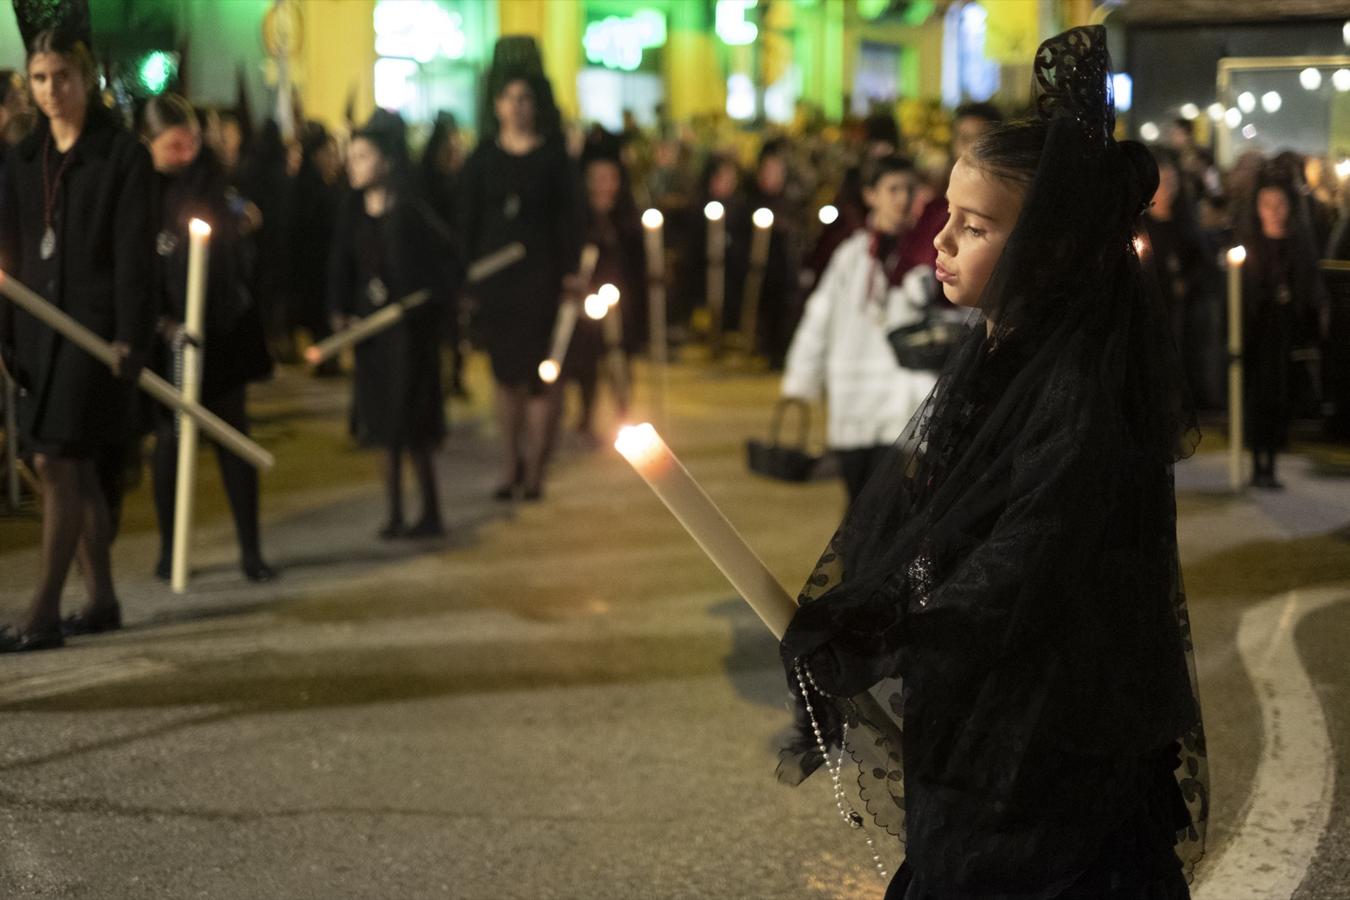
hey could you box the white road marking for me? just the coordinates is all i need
[1193,588,1342,900]
[0,657,175,705]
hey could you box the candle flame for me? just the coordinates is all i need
[189,218,212,237]
[642,208,664,229]
[753,207,774,229]
[704,201,725,222]
[538,359,560,383]
[584,293,610,320]
[1336,158,1350,180]
[1227,245,1247,266]
[598,283,620,306]
[818,204,839,225]
[304,346,321,365]
[615,423,661,465]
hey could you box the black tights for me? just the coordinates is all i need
[153,387,262,566]
[381,443,441,528]
[1252,447,1279,479]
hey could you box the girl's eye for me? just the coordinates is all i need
[964,226,985,238]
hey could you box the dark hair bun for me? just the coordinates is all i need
[1119,140,1159,216]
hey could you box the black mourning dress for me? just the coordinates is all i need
[460,139,577,389]
[779,28,1206,900]
[327,194,445,449]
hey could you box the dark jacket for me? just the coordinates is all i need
[0,105,155,451]
[153,146,272,406]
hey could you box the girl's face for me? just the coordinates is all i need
[27,51,89,123]
[932,158,1026,309]
[586,159,622,215]
[863,170,915,235]
[1256,186,1290,239]
[494,79,536,134]
[709,161,738,200]
[147,124,200,175]
[346,137,387,191]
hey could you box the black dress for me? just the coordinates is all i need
[0,107,155,458]
[327,192,446,449]
[460,139,578,388]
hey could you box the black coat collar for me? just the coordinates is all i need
[16,103,123,164]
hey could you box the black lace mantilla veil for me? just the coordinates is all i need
[779,26,1208,894]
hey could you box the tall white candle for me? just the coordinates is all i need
[741,207,774,352]
[704,201,726,357]
[598,283,629,410]
[305,289,431,366]
[615,423,797,638]
[642,209,668,424]
[172,218,212,594]
[1227,245,1246,491]
[539,299,581,384]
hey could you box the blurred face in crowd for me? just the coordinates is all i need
[709,161,738,200]
[757,154,787,197]
[346,136,387,192]
[952,114,994,162]
[1256,186,1290,239]
[315,137,342,185]
[147,124,201,175]
[219,119,244,171]
[1152,163,1179,214]
[494,79,536,135]
[932,158,1026,310]
[864,170,915,235]
[586,159,622,216]
[0,71,28,127]
[1166,123,1193,152]
[27,52,89,124]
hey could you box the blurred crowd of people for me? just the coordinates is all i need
[1,26,1347,651]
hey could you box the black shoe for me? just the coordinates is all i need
[154,557,171,581]
[378,521,406,540]
[522,484,544,502]
[492,483,516,502]
[0,622,66,653]
[63,604,122,636]
[242,558,278,582]
[404,518,446,539]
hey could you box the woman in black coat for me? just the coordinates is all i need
[0,29,155,650]
[329,110,447,538]
[140,94,275,582]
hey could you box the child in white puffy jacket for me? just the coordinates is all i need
[782,155,943,504]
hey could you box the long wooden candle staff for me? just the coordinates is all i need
[171,218,211,593]
[616,423,795,638]
[1227,245,1246,491]
[0,270,273,470]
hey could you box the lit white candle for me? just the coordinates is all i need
[539,299,581,384]
[641,208,668,423]
[818,204,839,225]
[1227,245,1246,491]
[598,283,629,409]
[704,201,726,356]
[172,218,212,594]
[740,207,774,352]
[305,290,431,365]
[615,423,797,639]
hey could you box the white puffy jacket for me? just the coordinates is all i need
[781,231,939,450]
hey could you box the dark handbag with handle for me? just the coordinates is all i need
[747,399,821,482]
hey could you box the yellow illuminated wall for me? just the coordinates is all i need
[298,0,377,131]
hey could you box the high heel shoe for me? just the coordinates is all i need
[0,622,66,652]
[62,604,122,636]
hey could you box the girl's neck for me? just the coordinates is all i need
[364,186,389,217]
[498,127,539,155]
[50,106,87,153]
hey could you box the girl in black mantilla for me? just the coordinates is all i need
[328,110,448,539]
[0,23,155,651]
[460,37,578,502]
[419,111,469,400]
[1240,169,1327,490]
[140,93,275,583]
[778,27,1207,899]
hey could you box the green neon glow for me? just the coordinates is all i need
[138,51,175,95]
[583,9,667,71]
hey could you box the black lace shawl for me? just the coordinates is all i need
[778,26,1207,895]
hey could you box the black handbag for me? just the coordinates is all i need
[747,399,821,482]
[887,313,962,372]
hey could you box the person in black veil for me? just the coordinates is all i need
[419,111,469,400]
[778,27,1207,899]
[1239,169,1327,489]
[328,110,448,539]
[291,120,343,377]
[460,37,578,502]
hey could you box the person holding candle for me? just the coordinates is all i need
[460,37,578,502]
[781,155,936,507]
[139,93,276,583]
[1240,169,1327,490]
[0,21,155,649]
[328,109,449,538]
[678,154,747,341]
[778,27,1206,898]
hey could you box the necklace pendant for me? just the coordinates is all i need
[367,277,388,306]
[40,226,56,261]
